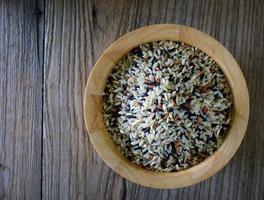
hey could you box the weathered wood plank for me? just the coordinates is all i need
[43,1,124,199]
[0,0,43,199]
[43,0,264,199]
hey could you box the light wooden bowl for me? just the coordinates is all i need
[84,24,250,189]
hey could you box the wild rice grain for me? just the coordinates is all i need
[103,41,232,172]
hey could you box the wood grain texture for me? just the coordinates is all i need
[43,0,262,199]
[1,0,263,199]
[43,1,124,199]
[0,0,43,199]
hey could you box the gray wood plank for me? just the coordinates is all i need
[0,0,43,199]
[43,0,264,199]
[43,1,124,199]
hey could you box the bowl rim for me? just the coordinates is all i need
[84,24,250,189]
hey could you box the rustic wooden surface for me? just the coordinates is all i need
[0,0,43,199]
[0,0,263,199]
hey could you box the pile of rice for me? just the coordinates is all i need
[103,41,232,172]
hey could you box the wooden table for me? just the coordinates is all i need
[0,0,263,199]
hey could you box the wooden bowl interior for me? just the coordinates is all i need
[84,24,249,188]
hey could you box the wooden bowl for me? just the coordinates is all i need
[84,24,250,188]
